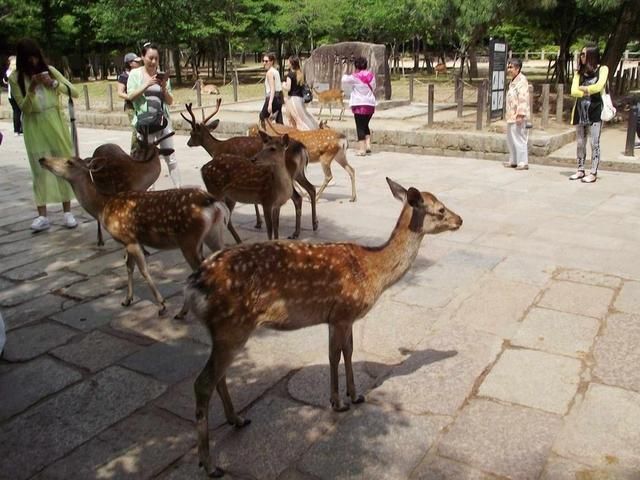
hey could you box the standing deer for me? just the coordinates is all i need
[261,119,356,202]
[181,101,317,240]
[39,156,229,315]
[184,178,462,477]
[84,130,175,246]
[200,132,293,241]
[313,87,345,120]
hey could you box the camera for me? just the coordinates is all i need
[156,71,165,80]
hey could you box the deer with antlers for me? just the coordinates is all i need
[39,156,229,315]
[181,101,318,241]
[184,178,462,477]
[260,118,356,202]
[313,87,345,121]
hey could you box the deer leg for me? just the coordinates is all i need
[262,204,274,240]
[129,243,166,315]
[317,104,323,120]
[288,189,302,239]
[334,150,357,202]
[343,327,365,405]
[253,204,262,229]
[329,104,333,121]
[272,207,281,240]
[329,324,348,412]
[339,104,345,121]
[316,160,334,201]
[122,249,136,307]
[224,198,242,244]
[295,175,317,231]
[216,375,251,428]
[97,223,104,247]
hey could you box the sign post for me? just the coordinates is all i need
[488,38,508,122]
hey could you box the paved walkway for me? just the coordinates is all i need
[1,122,640,479]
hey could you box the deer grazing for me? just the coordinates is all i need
[261,119,356,202]
[39,156,229,315]
[200,132,293,241]
[84,130,175,246]
[181,101,317,240]
[313,87,345,121]
[184,178,462,477]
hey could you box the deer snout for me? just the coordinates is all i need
[447,211,463,230]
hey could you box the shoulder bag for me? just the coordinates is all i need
[302,84,313,103]
[600,80,616,122]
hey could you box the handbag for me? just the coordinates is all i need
[136,109,168,134]
[302,84,312,104]
[600,82,616,122]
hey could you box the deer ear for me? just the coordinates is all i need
[406,188,424,207]
[281,134,289,148]
[258,130,270,143]
[206,119,220,131]
[387,177,407,202]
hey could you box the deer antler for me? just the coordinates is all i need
[203,98,222,125]
[181,103,197,128]
[153,131,176,146]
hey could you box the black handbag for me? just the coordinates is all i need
[136,109,168,134]
[302,84,313,104]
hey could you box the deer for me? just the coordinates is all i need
[260,119,356,202]
[313,87,345,120]
[435,62,448,78]
[84,130,176,246]
[39,156,229,315]
[200,132,293,241]
[181,101,318,240]
[184,177,463,477]
[193,79,220,95]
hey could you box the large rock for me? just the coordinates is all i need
[304,41,391,100]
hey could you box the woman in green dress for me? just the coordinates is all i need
[8,38,79,232]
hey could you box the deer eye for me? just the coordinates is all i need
[438,207,445,215]
[66,160,74,166]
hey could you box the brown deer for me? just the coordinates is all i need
[182,101,318,240]
[84,130,176,246]
[193,79,220,95]
[261,119,356,202]
[435,62,448,78]
[184,177,463,477]
[313,87,345,120]
[200,132,293,241]
[39,156,229,315]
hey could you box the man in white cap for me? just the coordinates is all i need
[118,52,142,151]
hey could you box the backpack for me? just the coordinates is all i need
[302,84,313,104]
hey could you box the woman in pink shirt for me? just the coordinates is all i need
[342,57,376,156]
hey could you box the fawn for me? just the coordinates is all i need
[184,177,463,477]
[182,101,317,240]
[84,130,175,246]
[261,119,356,202]
[200,132,293,241]
[313,87,345,120]
[39,156,229,315]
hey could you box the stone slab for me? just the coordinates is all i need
[299,403,450,480]
[0,272,85,307]
[51,330,142,373]
[593,313,640,393]
[1,293,72,331]
[2,248,97,281]
[553,383,640,469]
[413,456,501,479]
[614,281,640,315]
[512,307,600,358]
[52,293,138,331]
[538,281,614,319]
[59,272,128,300]
[2,321,78,361]
[438,399,562,479]
[541,456,640,480]
[0,357,82,421]
[492,255,554,287]
[0,366,167,480]
[65,248,126,276]
[35,410,195,480]
[478,348,582,415]
[554,269,623,289]
[367,327,502,416]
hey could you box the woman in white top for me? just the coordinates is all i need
[3,56,23,135]
[342,56,376,155]
[259,53,283,124]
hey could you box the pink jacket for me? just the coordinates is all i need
[342,70,377,108]
[505,72,530,123]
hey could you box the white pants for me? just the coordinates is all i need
[506,122,529,166]
[139,120,181,188]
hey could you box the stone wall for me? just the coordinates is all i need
[303,42,391,100]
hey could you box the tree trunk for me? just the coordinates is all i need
[172,48,182,85]
[468,46,478,78]
[602,0,640,81]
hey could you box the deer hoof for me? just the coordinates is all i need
[97,240,105,247]
[230,417,251,429]
[254,222,262,230]
[209,467,225,478]
[312,220,319,231]
[352,394,365,404]
[121,298,133,307]
[331,401,350,412]
[287,233,299,240]
[349,196,357,203]
[158,304,167,316]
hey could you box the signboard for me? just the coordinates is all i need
[488,38,508,121]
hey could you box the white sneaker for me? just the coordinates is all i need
[31,216,50,232]
[63,212,78,229]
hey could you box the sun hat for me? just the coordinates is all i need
[124,52,141,65]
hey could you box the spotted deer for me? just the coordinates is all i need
[313,87,345,120]
[261,119,356,201]
[184,178,462,477]
[200,132,293,241]
[182,101,317,240]
[84,130,176,246]
[39,156,229,315]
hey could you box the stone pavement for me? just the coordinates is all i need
[1,122,640,479]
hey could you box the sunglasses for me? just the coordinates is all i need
[262,59,270,63]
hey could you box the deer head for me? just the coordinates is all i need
[132,129,176,161]
[39,156,90,182]
[254,131,289,163]
[181,100,221,147]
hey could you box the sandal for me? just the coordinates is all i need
[581,173,597,183]
[569,171,585,180]
[355,151,367,156]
